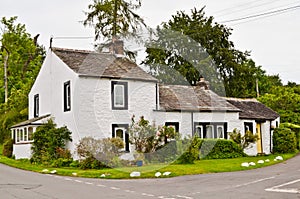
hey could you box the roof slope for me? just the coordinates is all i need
[52,48,157,82]
[159,84,240,112]
[226,98,279,120]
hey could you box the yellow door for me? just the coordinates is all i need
[256,123,263,154]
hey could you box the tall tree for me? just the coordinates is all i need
[144,8,272,97]
[84,0,146,41]
[0,16,45,143]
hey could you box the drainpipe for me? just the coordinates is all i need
[191,112,194,136]
[269,120,272,154]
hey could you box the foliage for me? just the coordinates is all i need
[229,128,258,150]
[259,85,300,124]
[0,16,45,143]
[200,139,246,159]
[2,138,13,158]
[176,136,203,164]
[31,119,72,165]
[273,127,297,154]
[84,0,146,40]
[76,136,124,169]
[129,116,179,154]
[280,123,300,150]
[143,8,281,97]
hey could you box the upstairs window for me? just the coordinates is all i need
[34,94,39,117]
[111,81,128,110]
[64,81,71,112]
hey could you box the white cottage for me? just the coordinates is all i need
[10,46,280,159]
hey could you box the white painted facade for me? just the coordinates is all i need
[11,48,280,159]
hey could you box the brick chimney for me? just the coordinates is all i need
[196,77,210,90]
[109,39,124,55]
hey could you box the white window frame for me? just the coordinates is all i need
[114,84,125,107]
[206,125,214,138]
[195,125,204,138]
[217,125,224,139]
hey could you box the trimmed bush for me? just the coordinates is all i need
[200,139,246,159]
[176,137,203,164]
[2,138,13,158]
[273,127,297,154]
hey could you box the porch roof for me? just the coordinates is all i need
[10,114,51,128]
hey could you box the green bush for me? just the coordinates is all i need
[200,139,246,159]
[2,138,13,158]
[176,137,203,164]
[273,127,297,153]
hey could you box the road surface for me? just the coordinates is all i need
[1,155,300,199]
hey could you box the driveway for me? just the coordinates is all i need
[1,154,300,199]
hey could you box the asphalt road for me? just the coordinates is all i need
[1,155,300,199]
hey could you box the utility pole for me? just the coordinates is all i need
[256,78,260,98]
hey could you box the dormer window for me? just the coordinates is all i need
[111,81,128,110]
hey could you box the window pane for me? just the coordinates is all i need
[114,85,124,106]
[24,128,28,141]
[116,129,124,139]
[28,127,33,141]
[195,126,203,138]
[217,126,224,138]
[206,125,213,138]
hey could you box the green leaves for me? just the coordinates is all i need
[84,0,146,40]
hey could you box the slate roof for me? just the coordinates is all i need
[159,84,240,112]
[226,98,279,120]
[11,114,51,128]
[52,48,157,82]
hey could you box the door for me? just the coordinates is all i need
[256,123,263,154]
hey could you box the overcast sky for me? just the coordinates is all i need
[1,0,299,84]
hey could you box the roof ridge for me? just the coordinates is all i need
[225,97,258,102]
[51,47,112,55]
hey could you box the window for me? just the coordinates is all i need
[195,125,203,138]
[111,81,128,110]
[194,122,228,139]
[244,122,253,133]
[165,122,179,132]
[64,81,71,112]
[28,127,33,141]
[34,94,39,117]
[112,124,129,152]
[206,125,214,138]
[24,128,28,141]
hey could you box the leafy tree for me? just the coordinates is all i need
[31,119,72,165]
[0,17,45,143]
[143,8,276,97]
[84,0,146,45]
[259,85,300,124]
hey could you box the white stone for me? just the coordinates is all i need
[249,162,256,166]
[42,169,49,173]
[241,162,249,167]
[257,160,264,164]
[276,156,283,161]
[72,173,77,176]
[155,172,162,177]
[100,174,106,178]
[50,170,57,174]
[163,172,171,176]
[274,159,278,161]
[130,171,141,177]
[265,159,270,162]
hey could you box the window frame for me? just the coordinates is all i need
[112,124,129,152]
[34,94,39,118]
[244,122,254,133]
[111,81,128,110]
[193,122,228,139]
[64,81,71,112]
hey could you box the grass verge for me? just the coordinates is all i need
[0,152,297,179]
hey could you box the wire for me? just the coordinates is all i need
[220,5,300,23]
[53,36,94,39]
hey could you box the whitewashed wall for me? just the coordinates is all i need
[13,144,32,159]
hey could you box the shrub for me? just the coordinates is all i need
[31,119,72,165]
[76,137,124,169]
[2,138,13,158]
[273,127,297,153]
[200,139,246,159]
[176,137,202,164]
[229,128,258,149]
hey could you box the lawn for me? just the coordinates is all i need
[0,152,296,179]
